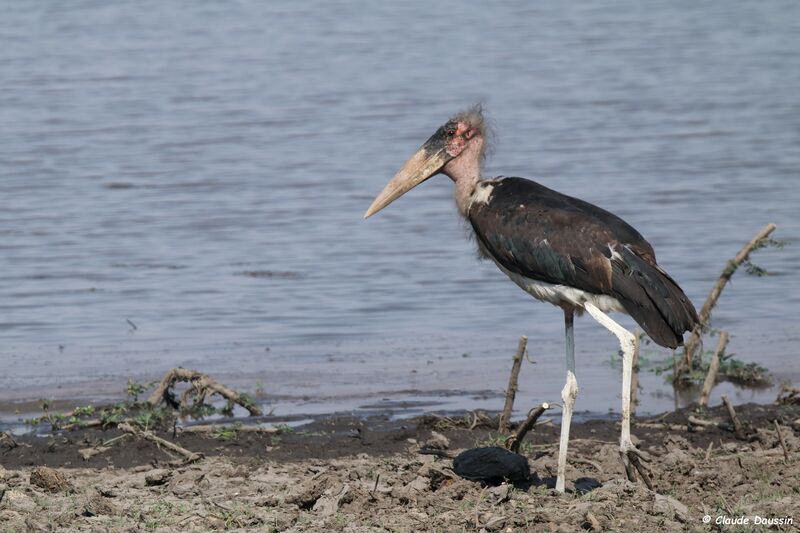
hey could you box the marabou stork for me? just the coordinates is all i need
[364,106,699,492]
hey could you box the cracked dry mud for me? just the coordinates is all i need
[1,402,798,532]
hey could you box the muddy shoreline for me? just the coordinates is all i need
[2,401,799,531]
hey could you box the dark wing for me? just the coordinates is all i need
[468,177,698,348]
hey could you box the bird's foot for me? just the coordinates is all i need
[619,441,653,490]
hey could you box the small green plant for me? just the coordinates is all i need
[126,379,149,402]
[651,337,769,388]
[72,405,95,417]
[133,408,169,432]
[742,237,786,277]
[211,422,242,441]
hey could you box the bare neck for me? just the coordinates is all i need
[442,136,484,216]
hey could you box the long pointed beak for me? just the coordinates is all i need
[364,133,452,219]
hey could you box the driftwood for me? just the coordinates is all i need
[679,223,777,374]
[698,331,729,407]
[118,421,202,463]
[721,395,745,439]
[776,386,800,405]
[499,336,527,432]
[504,402,550,453]
[147,368,262,416]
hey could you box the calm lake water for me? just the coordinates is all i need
[1,1,798,426]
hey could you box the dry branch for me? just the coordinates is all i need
[699,331,729,407]
[499,336,527,432]
[147,368,262,416]
[118,421,202,463]
[776,386,800,405]
[721,395,745,439]
[504,402,550,453]
[687,415,716,428]
[680,223,777,373]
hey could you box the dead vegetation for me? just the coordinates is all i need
[672,223,782,386]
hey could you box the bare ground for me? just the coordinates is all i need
[1,402,799,532]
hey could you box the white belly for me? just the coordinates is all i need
[493,260,626,314]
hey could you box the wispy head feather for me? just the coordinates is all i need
[450,103,494,164]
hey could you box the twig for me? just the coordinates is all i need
[721,395,745,439]
[704,441,714,462]
[499,336,527,433]
[504,402,550,453]
[469,411,479,431]
[147,368,262,416]
[118,421,203,463]
[370,473,380,500]
[636,422,686,431]
[680,223,777,373]
[62,419,104,431]
[687,415,716,428]
[177,425,279,434]
[585,511,601,531]
[774,420,789,463]
[699,332,729,407]
[78,433,133,460]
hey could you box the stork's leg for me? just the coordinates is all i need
[555,309,578,493]
[583,303,653,488]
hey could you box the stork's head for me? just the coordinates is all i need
[364,106,488,218]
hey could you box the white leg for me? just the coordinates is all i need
[555,309,577,493]
[583,303,652,488]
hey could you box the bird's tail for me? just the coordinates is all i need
[612,246,699,349]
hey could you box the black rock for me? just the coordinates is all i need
[452,447,531,486]
[574,477,602,494]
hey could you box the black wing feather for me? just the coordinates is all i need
[469,177,698,348]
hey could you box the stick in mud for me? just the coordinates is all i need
[699,331,729,407]
[679,223,777,374]
[118,421,203,463]
[687,415,716,430]
[177,425,280,434]
[499,336,527,432]
[774,420,789,463]
[147,368,262,416]
[721,395,745,439]
[504,402,550,453]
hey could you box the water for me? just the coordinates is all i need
[1,1,799,426]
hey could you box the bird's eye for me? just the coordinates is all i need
[445,125,456,136]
